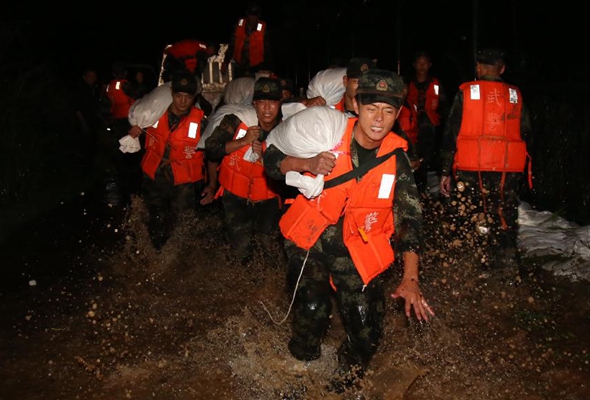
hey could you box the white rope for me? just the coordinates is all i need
[260,249,310,325]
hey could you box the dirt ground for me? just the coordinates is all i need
[1,193,589,400]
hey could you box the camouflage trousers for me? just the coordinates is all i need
[142,165,204,249]
[284,237,385,374]
[447,170,522,267]
[220,190,282,262]
[414,117,439,192]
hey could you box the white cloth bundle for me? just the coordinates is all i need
[306,67,346,107]
[118,135,141,153]
[128,82,173,128]
[265,106,349,198]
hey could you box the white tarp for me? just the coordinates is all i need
[518,201,590,282]
[265,106,349,199]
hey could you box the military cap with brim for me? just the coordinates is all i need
[253,77,283,101]
[347,57,376,78]
[171,71,198,94]
[356,69,406,108]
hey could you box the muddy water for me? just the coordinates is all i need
[1,190,589,400]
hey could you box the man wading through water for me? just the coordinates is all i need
[264,69,435,392]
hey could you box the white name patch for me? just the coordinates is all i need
[378,174,395,199]
[188,122,199,139]
[470,84,481,100]
[235,128,248,140]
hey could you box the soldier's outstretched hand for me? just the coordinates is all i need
[391,278,435,322]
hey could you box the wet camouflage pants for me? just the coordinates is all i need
[142,164,202,248]
[448,170,522,265]
[284,238,385,372]
[220,190,282,262]
[414,115,439,192]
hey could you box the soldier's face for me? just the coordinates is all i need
[171,92,195,114]
[254,99,280,129]
[354,101,399,149]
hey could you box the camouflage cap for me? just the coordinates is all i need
[279,78,294,93]
[253,77,282,101]
[346,57,376,78]
[170,71,198,95]
[476,48,506,66]
[356,69,406,108]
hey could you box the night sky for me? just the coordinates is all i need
[13,0,580,91]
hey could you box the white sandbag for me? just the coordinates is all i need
[306,67,346,107]
[128,82,173,128]
[265,106,349,198]
[197,104,258,149]
[281,101,307,119]
[223,77,256,105]
[197,95,306,150]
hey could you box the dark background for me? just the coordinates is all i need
[13,0,581,90]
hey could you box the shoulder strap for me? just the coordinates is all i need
[323,148,403,189]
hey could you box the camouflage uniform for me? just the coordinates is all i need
[263,69,424,377]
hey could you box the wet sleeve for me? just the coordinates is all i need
[437,80,450,125]
[439,91,463,176]
[204,114,241,162]
[263,144,288,181]
[392,149,424,255]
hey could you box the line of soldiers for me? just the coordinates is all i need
[123,45,531,395]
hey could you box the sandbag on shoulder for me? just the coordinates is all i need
[128,82,173,128]
[306,67,346,107]
[265,106,349,198]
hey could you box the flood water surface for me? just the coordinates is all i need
[0,192,589,400]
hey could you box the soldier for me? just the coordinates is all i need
[333,57,377,117]
[439,48,532,275]
[263,69,435,391]
[129,71,217,250]
[204,77,284,264]
[407,51,448,193]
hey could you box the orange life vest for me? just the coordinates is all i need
[233,19,266,67]
[333,96,345,112]
[407,77,441,126]
[141,107,206,185]
[106,79,135,119]
[279,118,408,285]
[217,122,279,202]
[453,80,527,173]
[166,39,208,73]
[398,100,419,144]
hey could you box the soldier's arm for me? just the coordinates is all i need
[393,149,424,256]
[204,114,241,162]
[439,91,463,177]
